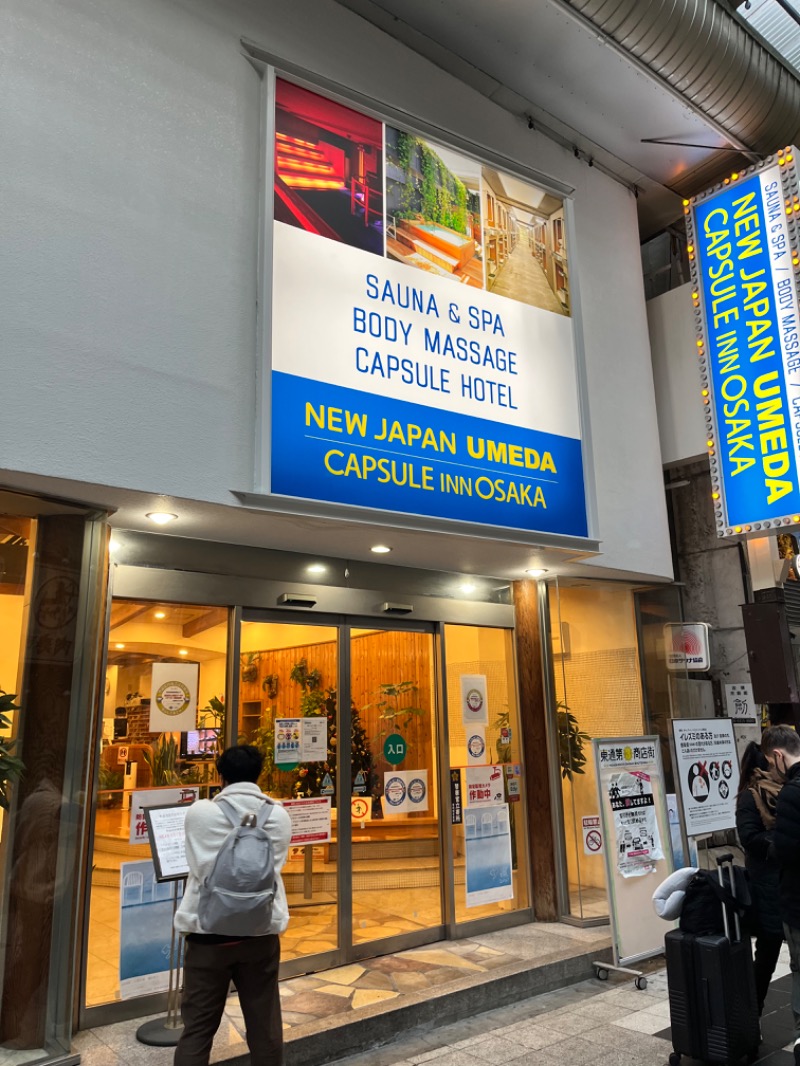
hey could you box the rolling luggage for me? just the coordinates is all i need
[666,853,760,1066]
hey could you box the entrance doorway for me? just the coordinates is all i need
[237,616,442,971]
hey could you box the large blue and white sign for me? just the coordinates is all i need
[271,224,587,536]
[269,79,587,539]
[690,153,800,534]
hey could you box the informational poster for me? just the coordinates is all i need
[594,737,675,967]
[465,764,504,807]
[301,718,327,760]
[149,662,199,732]
[143,803,192,881]
[269,81,588,540]
[466,725,487,765]
[582,815,603,856]
[119,860,182,1000]
[672,718,740,837]
[504,764,521,803]
[464,804,513,907]
[275,718,301,764]
[382,769,429,814]
[607,769,664,878]
[283,796,332,844]
[725,682,757,723]
[130,787,198,845]
[275,718,328,765]
[460,675,489,725]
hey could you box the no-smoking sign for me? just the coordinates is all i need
[582,815,604,856]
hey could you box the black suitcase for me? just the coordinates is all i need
[667,853,760,1066]
[665,929,705,1062]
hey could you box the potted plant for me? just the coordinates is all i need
[0,691,24,811]
[366,681,425,746]
[241,653,260,684]
[557,701,591,780]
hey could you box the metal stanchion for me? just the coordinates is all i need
[136,879,186,1046]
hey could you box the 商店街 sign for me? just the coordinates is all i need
[268,77,588,539]
[689,147,800,534]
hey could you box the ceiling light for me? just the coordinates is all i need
[460,582,477,593]
[154,611,166,619]
[115,643,125,650]
[306,564,327,574]
[109,538,121,555]
[526,568,549,577]
[179,649,189,656]
[146,511,178,526]
[371,545,392,554]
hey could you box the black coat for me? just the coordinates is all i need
[736,788,783,937]
[770,760,800,930]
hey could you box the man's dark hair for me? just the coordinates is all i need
[761,725,800,758]
[216,745,264,784]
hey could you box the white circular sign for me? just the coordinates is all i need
[156,681,191,716]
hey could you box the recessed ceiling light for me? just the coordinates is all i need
[115,643,125,650]
[371,545,392,554]
[146,511,178,526]
[526,568,549,577]
[179,649,189,656]
[307,564,327,574]
[460,582,477,593]
[154,611,166,619]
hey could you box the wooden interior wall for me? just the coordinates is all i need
[239,630,433,795]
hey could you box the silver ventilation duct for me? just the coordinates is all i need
[562,0,800,174]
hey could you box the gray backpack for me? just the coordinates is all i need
[197,796,277,936]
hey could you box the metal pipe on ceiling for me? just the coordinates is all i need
[560,0,800,161]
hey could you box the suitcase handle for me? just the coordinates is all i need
[716,855,740,942]
[716,853,734,867]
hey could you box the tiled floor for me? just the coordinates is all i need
[73,921,611,1064]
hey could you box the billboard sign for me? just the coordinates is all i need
[269,78,588,539]
[688,147,800,535]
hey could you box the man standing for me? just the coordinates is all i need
[761,726,800,1063]
[174,745,292,1066]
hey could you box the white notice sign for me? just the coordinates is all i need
[460,675,489,725]
[672,718,739,837]
[725,683,757,723]
[130,787,199,845]
[282,797,332,845]
[144,803,193,881]
[149,662,199,732]
[466,725,487,765]
[465,765,505,807]
[383,770,429,815]
[301,718,328,761]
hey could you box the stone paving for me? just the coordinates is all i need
[321,943,799,1066]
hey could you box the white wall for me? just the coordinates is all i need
[0,0,672,580]
[648,284,707,466]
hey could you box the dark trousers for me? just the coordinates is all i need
[175,935,283,1066]
[755,931,784,1015]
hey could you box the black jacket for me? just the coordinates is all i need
[771,760,800,930]
[736,788,783,937]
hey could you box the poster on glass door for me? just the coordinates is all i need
[119,860,182,999]
[464,803,513,907]
[607,769,664,878]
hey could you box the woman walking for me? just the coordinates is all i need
[736,741,785,1014]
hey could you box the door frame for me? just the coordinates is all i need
[79,560,527,1027]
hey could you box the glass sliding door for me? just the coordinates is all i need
[85,599,229,1008]
[350,626,442,948]
[238,620,340,965]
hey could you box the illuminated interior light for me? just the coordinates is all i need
[179,649,189,656]
[460,583,477,593]
[115,643,125,650]
[371,545,392,554]
[307,564,327,575]
[154,611,166,619]
[525,568,548,577]
[146,511,178,525]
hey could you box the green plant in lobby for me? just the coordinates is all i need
[366,681,425,745]
[557,701,591,780]
[144,733,180,786]
[97,764,124,808]
[0,691,24,810]
[198,694,226,753]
